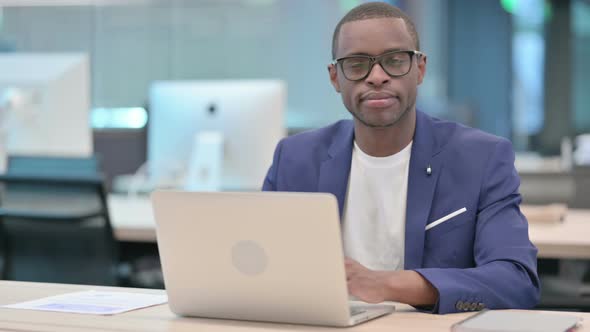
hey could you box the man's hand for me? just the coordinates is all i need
[345,257,394,303]
[345,257,439,306]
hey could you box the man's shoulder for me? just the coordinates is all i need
[427,113,510,152]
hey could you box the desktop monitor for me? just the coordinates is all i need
[0,53,92,172]
[148,80,286,191]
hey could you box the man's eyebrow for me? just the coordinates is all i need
[342,48,407,57]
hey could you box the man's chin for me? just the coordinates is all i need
[351,107,413,129]
[353,113,399,128]
[355,118,395,128]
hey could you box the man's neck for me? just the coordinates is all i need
[354,110,416,157]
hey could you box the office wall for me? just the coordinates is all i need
[447,0,512,138]
[573,0,590,133]
[1,0,587,150]
[0,1,353,129]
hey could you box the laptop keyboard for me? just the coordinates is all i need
[350,307,367,316]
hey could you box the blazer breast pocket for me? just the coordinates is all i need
[425,207,472,243]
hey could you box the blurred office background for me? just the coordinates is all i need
[0,0,589,310]
[1,0,588,175]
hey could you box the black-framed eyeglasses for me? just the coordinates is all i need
[332,50,424,81]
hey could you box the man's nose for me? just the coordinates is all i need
[365,63,390,87]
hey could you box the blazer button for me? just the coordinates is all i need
[469,302,478,311]
[476,303,486,311]
[463,303,471,311]
[456,301,464,311]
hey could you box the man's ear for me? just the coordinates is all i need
[417,54,427,86]
[328,64,341,93]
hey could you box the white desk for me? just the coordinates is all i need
[108,195,590,259]
[0,281,586,332]
[108,195,156,242]
[528,209,590,259]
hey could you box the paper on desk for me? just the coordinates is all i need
[2,290,168,315]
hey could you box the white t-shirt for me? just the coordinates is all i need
[342,140,412,271]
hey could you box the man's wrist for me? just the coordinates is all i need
[381,270,438,306]
[380,270,403,302]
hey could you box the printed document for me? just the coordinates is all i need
[3,290,168,315]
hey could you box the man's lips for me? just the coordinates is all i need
[361,92,399,108]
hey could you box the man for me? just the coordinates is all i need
[263,2,539,314]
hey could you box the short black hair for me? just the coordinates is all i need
[331,2,420,59]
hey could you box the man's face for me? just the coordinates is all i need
[329,18,426,128]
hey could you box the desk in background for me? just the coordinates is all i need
[108,195,156,242]
[528,209,590,259]
[0,280,587,332]
[109,195,590,259]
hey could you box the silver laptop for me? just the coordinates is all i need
[151,190,394,327]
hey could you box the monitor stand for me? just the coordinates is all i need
[0,128,6,174]
[184,131,224,192]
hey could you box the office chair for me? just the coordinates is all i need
[0,155,120,285]
[521,167,590,311]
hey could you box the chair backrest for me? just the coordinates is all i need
[3,156,104,215]
[7,155,100,177]
[0,155,118,286]
[519,168,590,209]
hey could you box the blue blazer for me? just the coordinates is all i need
[262,110,540,314]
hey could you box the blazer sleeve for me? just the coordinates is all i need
[262,139,284,191]
[414,139,541,314]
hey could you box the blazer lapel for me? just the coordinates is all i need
[317,121,354,218]
[404,111,443,270]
